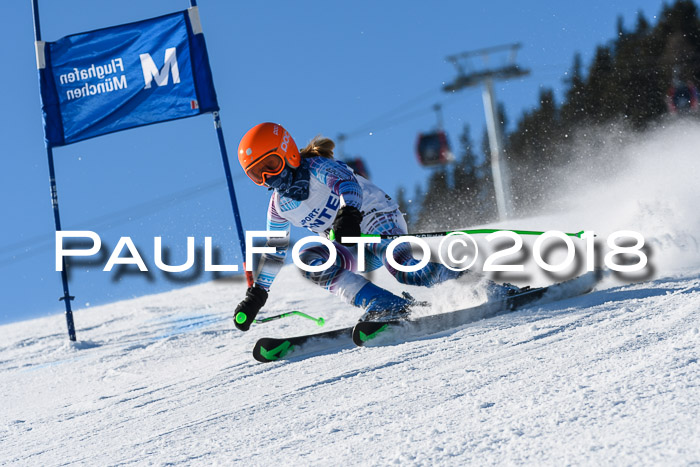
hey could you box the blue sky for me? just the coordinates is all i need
[0,0,668,325]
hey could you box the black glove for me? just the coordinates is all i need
[234,285,268,331]
[332,206,363,246]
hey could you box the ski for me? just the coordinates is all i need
[352,270,603,347]
[252,326,354,363]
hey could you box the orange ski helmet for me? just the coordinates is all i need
[238,122,301,185]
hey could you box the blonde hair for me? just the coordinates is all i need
[300,135,335,159]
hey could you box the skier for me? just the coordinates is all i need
[233,122,486,331]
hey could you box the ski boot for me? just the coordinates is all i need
[503,282,530,296]
[354,282,412,322]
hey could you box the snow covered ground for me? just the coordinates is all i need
[1,263,699,465]
[2,122,700,464]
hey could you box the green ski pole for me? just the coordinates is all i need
[330,228,587,242]
[254,311,325,327]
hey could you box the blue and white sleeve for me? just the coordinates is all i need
[253,195,290,291]
[308,158,363,209]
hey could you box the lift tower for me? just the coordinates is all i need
[443,43,529,220]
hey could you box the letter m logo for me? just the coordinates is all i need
[139,47,180,89]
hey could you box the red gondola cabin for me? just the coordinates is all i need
[416,131,453,166]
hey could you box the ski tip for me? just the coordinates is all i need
[252,338,294,363]
[351,327,366,346]
[352,322,391,346]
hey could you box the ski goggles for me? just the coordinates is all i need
[245,150,286,186]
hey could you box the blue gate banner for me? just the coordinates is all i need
[36,8,219,147]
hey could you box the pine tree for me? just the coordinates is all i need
[415,169,451,230]
[411,183,424,228]
[583,46,617,121]
[451,125,484,226]
[507,88,559,214]
[636,11,650,34]
[560,53,586,127]
[395,186,410,226]
[476,142,497,224]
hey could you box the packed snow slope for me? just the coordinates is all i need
[2,121,700,465]
[2,269,699,465]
